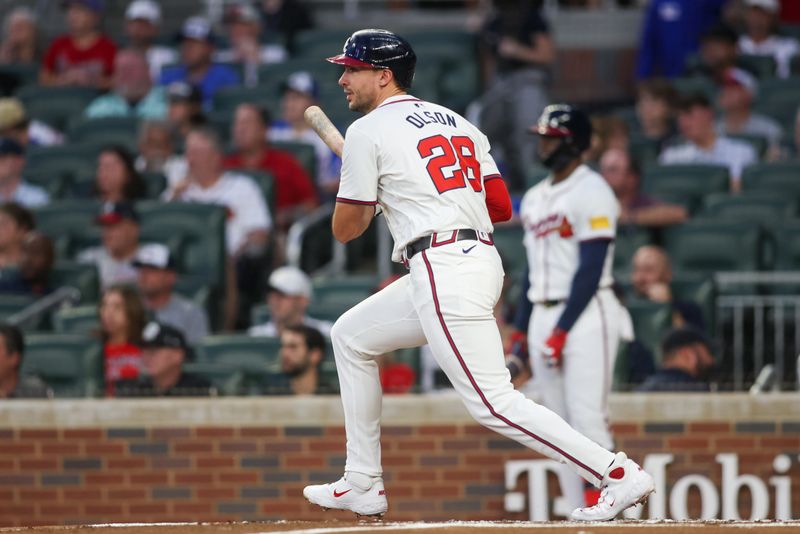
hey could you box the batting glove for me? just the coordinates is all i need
[542,327,567,368]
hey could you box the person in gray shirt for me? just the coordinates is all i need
[0,322,51,399]
[134,243,209,346]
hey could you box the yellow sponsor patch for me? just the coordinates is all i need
[589,216,610,230]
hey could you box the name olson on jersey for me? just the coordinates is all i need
[527,213,574,239]
[405,111,457,129]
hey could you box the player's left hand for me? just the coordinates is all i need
[541,327,567,368]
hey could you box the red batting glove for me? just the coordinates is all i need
[542,327,568,368]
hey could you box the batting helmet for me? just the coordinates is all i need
[531,104,592,172]
[326,29,416,90]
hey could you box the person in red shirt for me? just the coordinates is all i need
[224,102,318,231]
[98,284,146,396]
[40,0,117,89]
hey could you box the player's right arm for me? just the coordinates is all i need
[333,125,380,243]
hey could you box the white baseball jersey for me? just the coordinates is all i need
[336,95,497,262]
[519,165,619,302]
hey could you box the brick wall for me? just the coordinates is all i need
[1,395,799,526]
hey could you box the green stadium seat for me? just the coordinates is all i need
[614,228,652,273]
[671,77,717,100]
[626,299,673,364]
[0,63,38,94]
[629,136,661,170]
[141,171,167,199]
[20,334,102,397]
[33,200,102,259]
[137,202,227,288]
[181,361,245,396]
[49,262,100,303]
[67,116,139,147]
[272,140,317,181]
[291,29,357,61]
[212,85,280,115]
[754,77,800,130]
[197,334,281,372]
[306,275,378,323]
[742,162,800,199]
[52,305,99,334]
[664,220,762,273]
[16,85,99,130]
[0,292,35,322]
[670,272,715,333]
[701,192,795,224]
[642,164,730,207]
[737,54,777,79]
[24,144,100,196]
[774,220,800,270]
[492,224,526,278]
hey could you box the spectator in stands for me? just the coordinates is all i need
[0,138,49,208]
[0,98,63,148]
[92,145,147,203]
[0,323,51,399]
[98,284,145,395]
[637,327,715,392]
[248,266,333,337]
[135,120,185,184]
[600,148,687,228]
[78,202,141,289]
[159,16,240,111]
[717,67,783,159]
[217,1,286,87]
[0,7,41,64]
[258,0,314,54]
[165,81,206,142]
[636,0,728,79]
[40,0,117,89]
[692,24,740,82]
[0,232,54,297]
[84,49,167,120]
[474,0,554,191]
[738,0,799,79]
[584,115,630,165]
[635,78,678,149]
[631,245,705,330]
[0,203,34,269]
[116,321,212,397]
[225,103,317,231]
[124,0,177,83]
[134,243,209,346]
[659,93,757,192]
[163,127,271,329]
[279,323,325,395]
[270,71,342,200]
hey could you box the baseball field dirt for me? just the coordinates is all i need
[1,521,799,533]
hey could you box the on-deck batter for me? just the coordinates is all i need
[302,28,654,522]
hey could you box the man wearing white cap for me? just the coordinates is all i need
[124,0,178,82]
[248,266,332,338]
[716,67,783,158]
[134,243,209,346]
[738,0,799,79]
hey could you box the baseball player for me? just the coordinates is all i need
[302,29,654,521]
[515,104,630,512]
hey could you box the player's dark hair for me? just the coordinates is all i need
[677,93,712,112]
[0,322,24,368]
[0,202,35,231]
[285,324,325,354]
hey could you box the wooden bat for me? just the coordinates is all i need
[304,105,344,157]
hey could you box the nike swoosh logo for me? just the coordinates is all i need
[333,489,351,498]
[462,244,477,254]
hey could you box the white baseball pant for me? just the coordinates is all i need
[329,233,616,487]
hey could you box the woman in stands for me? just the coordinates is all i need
[92,145,147,202]
[98,284,146,396]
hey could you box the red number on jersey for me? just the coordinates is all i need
[417,134,482,194]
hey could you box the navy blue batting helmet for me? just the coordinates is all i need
[326,29,416,89]
[531,104,592,171]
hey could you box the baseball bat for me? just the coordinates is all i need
[304,105,344,157]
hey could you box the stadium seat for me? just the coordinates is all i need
[213,85,280,116]
[313,274,378,304]
[33,200,102,259]
[0,292,35,322]
[0,63,38,94]
[20,334,102,397]
[24,144,99,197]
[291,29,357,61]
[671,77,717,100]
[670,272,715,333]
[16,85,99,130]
[67,116,139,148]
[49,262,101,303]
[742,162,800,199]
[737,54,777,79]
[52,305,99,334]
[492,224,526,278]
[272,140,318,181]
[136,202,227,288]
[774,220,800,270]
[664,220,762,273]
[614,227,652,273]
[181,361,245,396]
[197,335,281,373]
[141,172,167,199]
[625,299,673,364]
[754,77,800,130]
[629,136,661,170]
[701,192,795,224]
[642,164,730,208]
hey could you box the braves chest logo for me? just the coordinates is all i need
[527,212,574,239]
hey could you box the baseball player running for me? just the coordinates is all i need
[302,29,654,521]
[515,104,629,512]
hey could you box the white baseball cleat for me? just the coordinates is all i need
[303,474,388,518]
[570,452,655,522]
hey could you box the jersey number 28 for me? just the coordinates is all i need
[417,134,482,194]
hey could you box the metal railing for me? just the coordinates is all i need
[7,286,81,331]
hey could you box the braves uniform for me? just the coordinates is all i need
[519,164,623,508]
